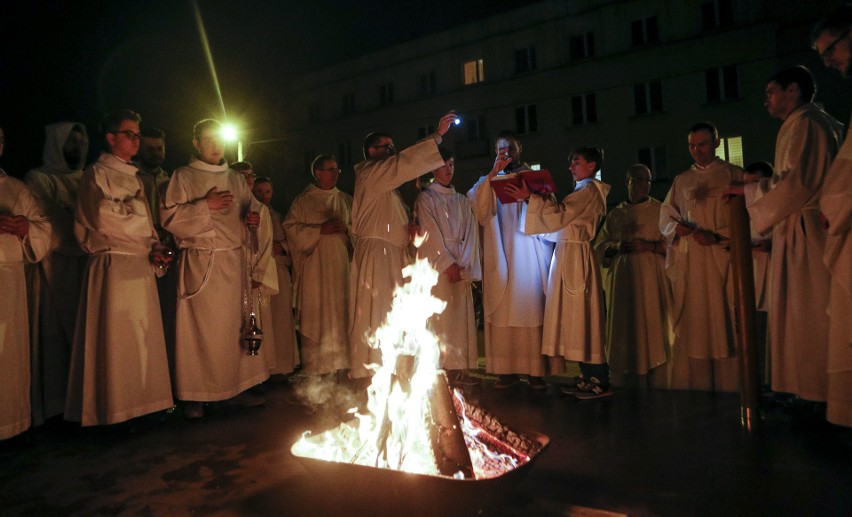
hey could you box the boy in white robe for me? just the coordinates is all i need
[1,127,53,439]
[415,147,482,385]
[161,120,271,418]
[594,164,672,389]
[65,110,174,426]
[284,155,353,377]
[467,132,554,390]
[348,111,458,380]
[504,146,611,398]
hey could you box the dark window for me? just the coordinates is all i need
[637,147,668,178]
[379,83,394,106]
[569,32,595,60]
[514,46,537,74]
[342,93,355,115]
[417,125,436,139]
[419,71,436,96]
[515,105,538,134]
[571,94,597,125]
[466,116,484,141]
[337,142,352,167]
[701,0,734,31]
[705,66,739,102]
[634,81,663,115]
[631,16,659,46]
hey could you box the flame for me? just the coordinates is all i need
[292,243,533,479]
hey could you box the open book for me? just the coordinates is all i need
[490,169,557,204]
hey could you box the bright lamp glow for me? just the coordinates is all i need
[222,124,238,141]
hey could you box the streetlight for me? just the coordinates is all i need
[222,123,243,161]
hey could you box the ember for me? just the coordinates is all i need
[292,238,547,482]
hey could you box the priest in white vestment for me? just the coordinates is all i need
[0,132,53,440]
[24,121,89,425]
[660,123,742,392]
[734,68,842,405]
[415,148,481,382]
[284,155,353,376]
[161,120,271,418]
[348,112,458,380]
[594,164,672,389]
[467,133,554,389]
[65,111,174,426]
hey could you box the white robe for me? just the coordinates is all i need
[0,171,52,439]
[819,114,852,427]
[259,207,293,376]
[349,138,444,378]
[65,154,174,426]
[467,169,553,376]
[161,158,271,401]
[415,182,482,370]
[660,158,742,392]
[594,197,672,387]
[284,184,353,375]
[24,122,88,424]
[525,178,609,364]
[744,103,842,402]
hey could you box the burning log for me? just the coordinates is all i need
[429,372,474,479]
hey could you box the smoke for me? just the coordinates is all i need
[291,372,362,424]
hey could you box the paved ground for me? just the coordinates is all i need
[1,374,850,516]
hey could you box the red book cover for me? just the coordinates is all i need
[489,169,557,204]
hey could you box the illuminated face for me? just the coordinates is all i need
[252,181,273,205]
[815,29,852,78]
[687,129,719,167]
[63,128,88,169]
[314,159,340,190]
[569,154,596,182]
[193,127,225,165]
[368,137,396,160]
[138,137,165,168]
[433,158,455,187]
[106,120,140,162]
[627,169,652,203]
[495,137,521,164]
[764,81,796,120]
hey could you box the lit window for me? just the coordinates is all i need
[637,147,668,178]
[464,59,485,85]
[419,71,436,96]
[515,105,538,134]
[705,66,739,102]
[634,80,663,115]
[701,0,734,30]
[715,136,744,167]
[571,93,598,125]
[569,32,595,61]
[631,16,659,46]
[530,163,542,171]
[514,46,537,74]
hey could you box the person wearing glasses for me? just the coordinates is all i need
[161,119,271,419]
[594,164,671,391]
[284,155,353,380]
[348,111,458,381]
[24,121,89,426]
[809,7,852,428]
[65,109,174,426]
[0,125,53,440]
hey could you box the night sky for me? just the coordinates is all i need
[0,0,535,175]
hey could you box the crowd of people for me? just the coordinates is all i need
[1,6,850,441]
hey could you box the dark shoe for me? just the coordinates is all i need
[184,402,204,419]
[528,376,548,390]
[493,375,519,389]
[451,372,480,386]
[574,377,612,400]
[560,376,587,395]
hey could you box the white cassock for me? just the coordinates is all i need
[284,184,353,375]
[468,169,554,377]
[0,171,52,439]
[349,139,444,378]
[162,158,271,401]
[660,158,742,392]
[524,178,609,364]
[24,122,88,425]
[744,103,842,403]
[257,206,294,376]
[65,154,174,426]
[594,197,672,387]
[819,115,852,428]
[415,182,482,370]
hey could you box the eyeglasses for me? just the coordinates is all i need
[111,130,141,141]
[818,28,851,59]
[371,144,396,151]
[317,167,342,173]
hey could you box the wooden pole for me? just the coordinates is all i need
[728,195,761,431]
[430,372,474,479]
